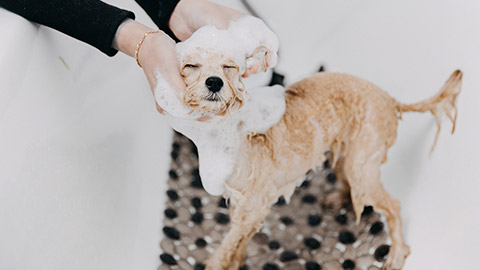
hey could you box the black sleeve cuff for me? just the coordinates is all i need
[102,9,135,56]
[135,0,180,41]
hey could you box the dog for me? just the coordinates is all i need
[175,46,462,270]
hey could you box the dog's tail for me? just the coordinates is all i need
[397,70,462,154]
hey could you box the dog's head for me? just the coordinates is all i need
[179,47,245,116]
[176,22,274,117]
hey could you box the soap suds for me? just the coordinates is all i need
[165,85,286,195]
[155,16,284,195]
[176,16,279,74]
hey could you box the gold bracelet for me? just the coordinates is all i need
[135,30,161,68]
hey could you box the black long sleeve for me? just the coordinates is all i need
[0,0,181,57]
[135,0,180,41]
[0,0,135,56]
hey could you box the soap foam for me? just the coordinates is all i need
[164,85,286,195]
[155,16,285,195]
[176,16,279,73]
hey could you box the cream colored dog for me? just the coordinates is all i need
[178,48,462,270]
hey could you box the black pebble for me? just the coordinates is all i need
[338,230,356,244]
[280,216,294,226]
[302,194,317,204]
[369,221,384,235]
[191,197,202,209]
[263,263,279,270]
[239,265,249,270]
[374,245,390,261]
[308,214,322,226]
[166,189,179,201]
[191,178,203,189]
[335,214,348,225]
[172,142,180,151]
[164,208,177,219]
[194,263,205,270]
[323,159,330,169]
[268,240,280,250]
[163,226,180,240]
[305,261,321,270]
[326,173,337,184]
[170,150,178,160]
[274,196,286,206]
[192,145,199,157]
[191,212,204,224]
[252,232,269,244]
[362,206,374,217]
[215,213,230,224]
[342,259,355,270]
[300,180,310,188]
[168,169,178,180]
[269,70,285,86]
[159,253,177,265]
[304,237,321,250]
[218,197,228,208]
[279,250,299,262]
[195,238,207,248]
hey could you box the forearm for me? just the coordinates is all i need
[0,0,134,56]
[113,19,152,58]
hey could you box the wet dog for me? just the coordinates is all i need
[177,47,462,270]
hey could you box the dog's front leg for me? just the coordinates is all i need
[206,199,271,270]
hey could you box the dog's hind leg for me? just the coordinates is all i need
[343,139,410,270]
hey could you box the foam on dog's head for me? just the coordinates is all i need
[176,16,279,74]
[176,26,246,72]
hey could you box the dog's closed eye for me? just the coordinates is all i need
[223,65,237,69]
[184,64,200,68]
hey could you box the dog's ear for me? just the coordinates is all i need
[245,46,268,75]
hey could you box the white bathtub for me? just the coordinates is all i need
[1,0,479,269]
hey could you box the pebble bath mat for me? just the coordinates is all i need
[158,133,391,270]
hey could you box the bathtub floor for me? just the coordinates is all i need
[158,133,391,270]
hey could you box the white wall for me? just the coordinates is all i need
[1,0,479,270]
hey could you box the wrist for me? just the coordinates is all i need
[113,19,153,57]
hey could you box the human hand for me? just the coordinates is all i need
[170,0,278,77]
[113,19,185,114]
[169,0,245,41]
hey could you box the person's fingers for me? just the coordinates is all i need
[163,67,186,93]
[170,0,246,41]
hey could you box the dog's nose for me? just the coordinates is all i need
[205,76,224,93]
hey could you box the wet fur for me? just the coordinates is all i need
[202,71,462,270]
